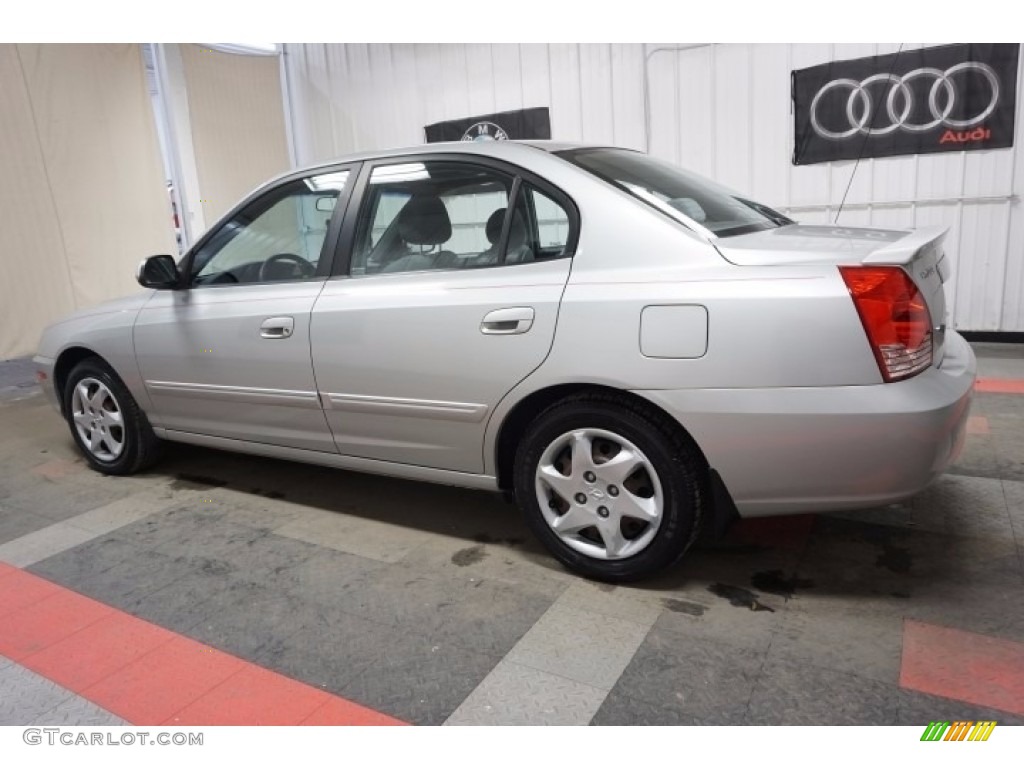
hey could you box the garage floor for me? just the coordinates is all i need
[1,343,1023,726]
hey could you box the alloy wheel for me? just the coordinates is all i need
[70,377,125,461]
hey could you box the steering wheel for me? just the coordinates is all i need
[259,253,315,282]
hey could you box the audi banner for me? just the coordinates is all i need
[424,107,551,143]
[792,43,1019,165]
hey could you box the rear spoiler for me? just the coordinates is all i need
[860,225,949,267]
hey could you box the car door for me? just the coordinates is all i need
[310,156,578,473]
[134,166,357,452]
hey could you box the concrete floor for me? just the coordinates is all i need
[1,343,1023,726]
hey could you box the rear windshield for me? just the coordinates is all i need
[557,148,791,238]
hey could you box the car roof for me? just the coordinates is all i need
[291,140,608,176]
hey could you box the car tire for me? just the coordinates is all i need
[63,357,162,475]
[513,392,706,582]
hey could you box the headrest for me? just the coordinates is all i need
[485,208,506,245]
[399,195,451,245]
[485,207,528,247]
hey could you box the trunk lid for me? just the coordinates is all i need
[714,223,949,365]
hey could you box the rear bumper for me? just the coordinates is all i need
[634,330,976,517]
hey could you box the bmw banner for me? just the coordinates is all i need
[792,43,1019,165]
[424,107,551,143]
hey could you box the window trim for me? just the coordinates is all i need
[176,162,361,290]
[512,180,573,262]
[329,152,580,279]
[495,176,522,267]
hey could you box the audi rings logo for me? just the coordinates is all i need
[793,45,1018,165]
[810,62,1001,140]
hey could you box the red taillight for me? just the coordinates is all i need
[839,266,933,383]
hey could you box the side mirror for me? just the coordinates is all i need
[136,254,181,289]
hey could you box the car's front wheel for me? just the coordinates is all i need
[513,392,706,582]
[63,357,161,475]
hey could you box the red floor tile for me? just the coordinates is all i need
[20,612,177,693]
[0,565,406,726]
[0,568,60,617]
[900,620,1024,717]
[0,588,113,661]
[301,696,408,726]
[975,378,1024,395]
[164,664,330,726]
[83,635,246,725]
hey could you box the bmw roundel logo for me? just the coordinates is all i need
[461,121,509,142]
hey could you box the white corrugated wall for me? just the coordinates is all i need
[283,43,1024,332]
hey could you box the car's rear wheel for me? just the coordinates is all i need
[63,357,161,475]
[513,392,706,582]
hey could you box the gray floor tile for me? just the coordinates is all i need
[896,688,1024,727]
[275,508,439,563]
[918,474,1014,540]
[258,604,406,694]
[746,657,898,725]
[591,688,748,725]
[0,508,56,546]
[272,547,390,608]
[184,580,308,661]
[113,506,266,562]
[991,413,1024,481]
[338,630,500,725]
[39,547,200,611]
[1001,479,1024,570]
[610,624,766,718]
[770,603,904,684]
[974,346,1024,376]
[397,534,574,600]
[206,488,306,531]
[555,581,664,626]
[28,695,127,726]
[69,489,186,536]
[902,571,1024,643]
[122,557,240,631]
[0,521,99,568]
[2,474,140,524]
[446,660,607,725]
[212,532,322,589]
[28,534,141,586]
[318,562,557,658]
[0,663,73,725]
[505,604,651,689]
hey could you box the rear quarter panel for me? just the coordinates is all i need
[482,175,882,475]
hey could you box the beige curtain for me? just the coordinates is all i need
[181,45,290,226]
[0,44,175,359]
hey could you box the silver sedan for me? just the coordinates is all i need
[33,141,976,580]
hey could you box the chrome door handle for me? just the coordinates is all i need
[260,316,294,339]
[481,307,535,335]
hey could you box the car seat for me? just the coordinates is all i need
[381,194,458,273]
[473,207,534,267]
